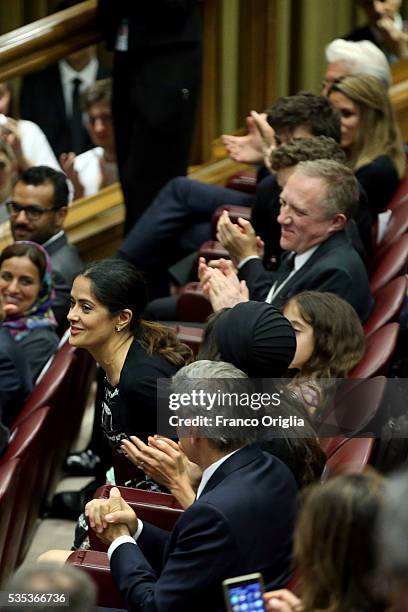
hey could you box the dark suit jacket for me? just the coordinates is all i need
[110,445,297,612]
[239,230,374,322]
[0,327,32,429]
[44,232,83,331]
[20,62,111,158]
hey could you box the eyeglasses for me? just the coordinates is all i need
[6,201,59,221]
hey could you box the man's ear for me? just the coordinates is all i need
[329,213,347,233]
[117,308,133,330]
[54,206,68,229]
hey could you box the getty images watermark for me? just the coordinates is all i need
[157,377,408,439]
[167,388,303,430]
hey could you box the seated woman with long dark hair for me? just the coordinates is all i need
[43,258,193,552]
[67,258,192,473]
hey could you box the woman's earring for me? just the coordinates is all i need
[115,326,121,332]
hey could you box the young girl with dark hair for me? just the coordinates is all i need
[283,290,366,417]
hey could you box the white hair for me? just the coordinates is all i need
[173,359,248,381]
[325,38,391,88]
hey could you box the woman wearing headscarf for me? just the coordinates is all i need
[0,241,59,382]
[123,301,326,498]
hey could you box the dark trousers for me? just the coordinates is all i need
[119,177,254,297]
[113,46,202,233]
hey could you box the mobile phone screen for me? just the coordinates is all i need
[226,581,266,612]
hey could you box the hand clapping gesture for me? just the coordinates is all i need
[121,436,200,509]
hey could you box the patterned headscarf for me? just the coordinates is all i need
[2,241,57,341]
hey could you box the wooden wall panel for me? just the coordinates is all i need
[238,0,279,118]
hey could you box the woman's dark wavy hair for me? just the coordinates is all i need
[82,258,192,367]
[286,291,365,379]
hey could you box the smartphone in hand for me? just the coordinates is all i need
[223,572,266,612]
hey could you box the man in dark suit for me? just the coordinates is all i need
[20,1,110,159]
[20,47,110,159]
[97,0,202,232]
[86,361,297,612]
[200,159,374,322]
[119,93,341,298]
[8,166,83,329]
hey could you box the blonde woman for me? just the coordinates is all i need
[328,74,405,216]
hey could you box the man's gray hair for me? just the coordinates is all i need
[5,564,96,612]
[377,471,408,580]
[325,39,391,88]
[171,360,259,450]
[294,159,360,220]
[173,360,248,382]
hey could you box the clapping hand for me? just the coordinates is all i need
[121,436,198,509]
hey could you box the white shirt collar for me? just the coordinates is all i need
[293,244,319,270]
[58,57,98,116]
[59,56,98,86]
[265,244,320,304]
[196,449,240,499]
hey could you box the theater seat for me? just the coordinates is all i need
[319,436,347,458]
[369,234,408,293]
[11,338,95,504]
[364,276,407,337]
[67,550,123,609]
[318,377,387,438]
[386,172,408,211]
[225,170,257,194]
[0,458,21,586]
[175,325,204,356]
[0,407,51,575]
[321,437,374,482]
[11,338,77,429]
[176,282,213,323]
[211,205,252,240]
[350,323,399,378]
[373,203,408,262]
[198,240,229,262]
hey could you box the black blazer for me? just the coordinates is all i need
[20,62,111,158]
[110,445,297,612]
[239,230,374,322]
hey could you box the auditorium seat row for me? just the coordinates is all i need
[0,339,95,586]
